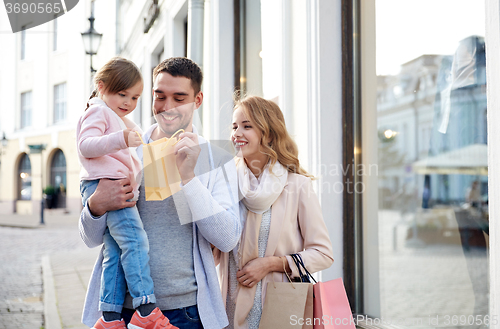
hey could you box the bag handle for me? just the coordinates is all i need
[136,131,146,145]
[135,128,185,147]
[291,254,306,281]
[294,254,316,283]
[161,129,184,150]
[271,256,296,290]
[290,253,317,284]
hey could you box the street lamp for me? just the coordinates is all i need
[28,144,47,225]
[81,0,102,74]
[0,133,7,163]
[378,128,398,143]
[0,133,7,202]
[1,133,7,148]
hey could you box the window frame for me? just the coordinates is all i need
[342,0,364,315]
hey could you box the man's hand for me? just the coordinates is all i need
[174,132,201,185]
[87,178,136,217]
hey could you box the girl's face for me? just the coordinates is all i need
[99,81,143,118]
[231,106,264,161]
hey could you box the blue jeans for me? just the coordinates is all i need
[121,305,203,329]
[80,179,155,312]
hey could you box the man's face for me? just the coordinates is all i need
[152,72,203,138]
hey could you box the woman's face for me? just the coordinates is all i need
[231,106,263,160]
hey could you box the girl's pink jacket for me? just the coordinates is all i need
[76,97,142,200]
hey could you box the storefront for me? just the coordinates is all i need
[111,0,497,322]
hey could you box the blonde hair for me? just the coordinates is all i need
[234,95,314,179]
[86,57,143,110]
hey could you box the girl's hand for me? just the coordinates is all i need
[124,128,142,147]
[236,257,271,288]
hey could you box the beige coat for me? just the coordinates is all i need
[215,173,334,323]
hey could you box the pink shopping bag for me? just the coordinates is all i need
[313,278,355,329]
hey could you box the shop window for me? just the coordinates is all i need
[354,0,489,322]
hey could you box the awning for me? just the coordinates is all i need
[412,144,488,175]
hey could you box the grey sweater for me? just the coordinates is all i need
[122,178,197,310]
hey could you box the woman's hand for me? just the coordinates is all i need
[237,257,272,288]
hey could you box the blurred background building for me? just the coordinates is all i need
[0,1,94,215]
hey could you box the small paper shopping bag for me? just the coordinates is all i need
[259,281,314,329]
[313,278,355,329]
[139,130,183,201]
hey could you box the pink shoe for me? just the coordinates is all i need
[128,307,179,329]
[92,316,127,329]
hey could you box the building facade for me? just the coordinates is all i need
[1,1,88,215]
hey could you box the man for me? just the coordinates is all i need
[466,180,482,208]
[79,57,241,329]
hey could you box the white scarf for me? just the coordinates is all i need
[236,158,288,213]
[233,158,288,329]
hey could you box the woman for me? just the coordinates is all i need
[216,95,334,329]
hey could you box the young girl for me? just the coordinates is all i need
[77,57,178,329]
[216,95,334,329]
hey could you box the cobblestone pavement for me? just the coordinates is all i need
[0,215,87,329]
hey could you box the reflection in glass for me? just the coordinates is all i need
[376,4,488,325]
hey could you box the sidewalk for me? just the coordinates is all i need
[0,209,76,229]
[0,210,99,329]
[44,245,98,329]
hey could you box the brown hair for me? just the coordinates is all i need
[153,57,203,95]
[234,95,313,178]
[86,57,143,110]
